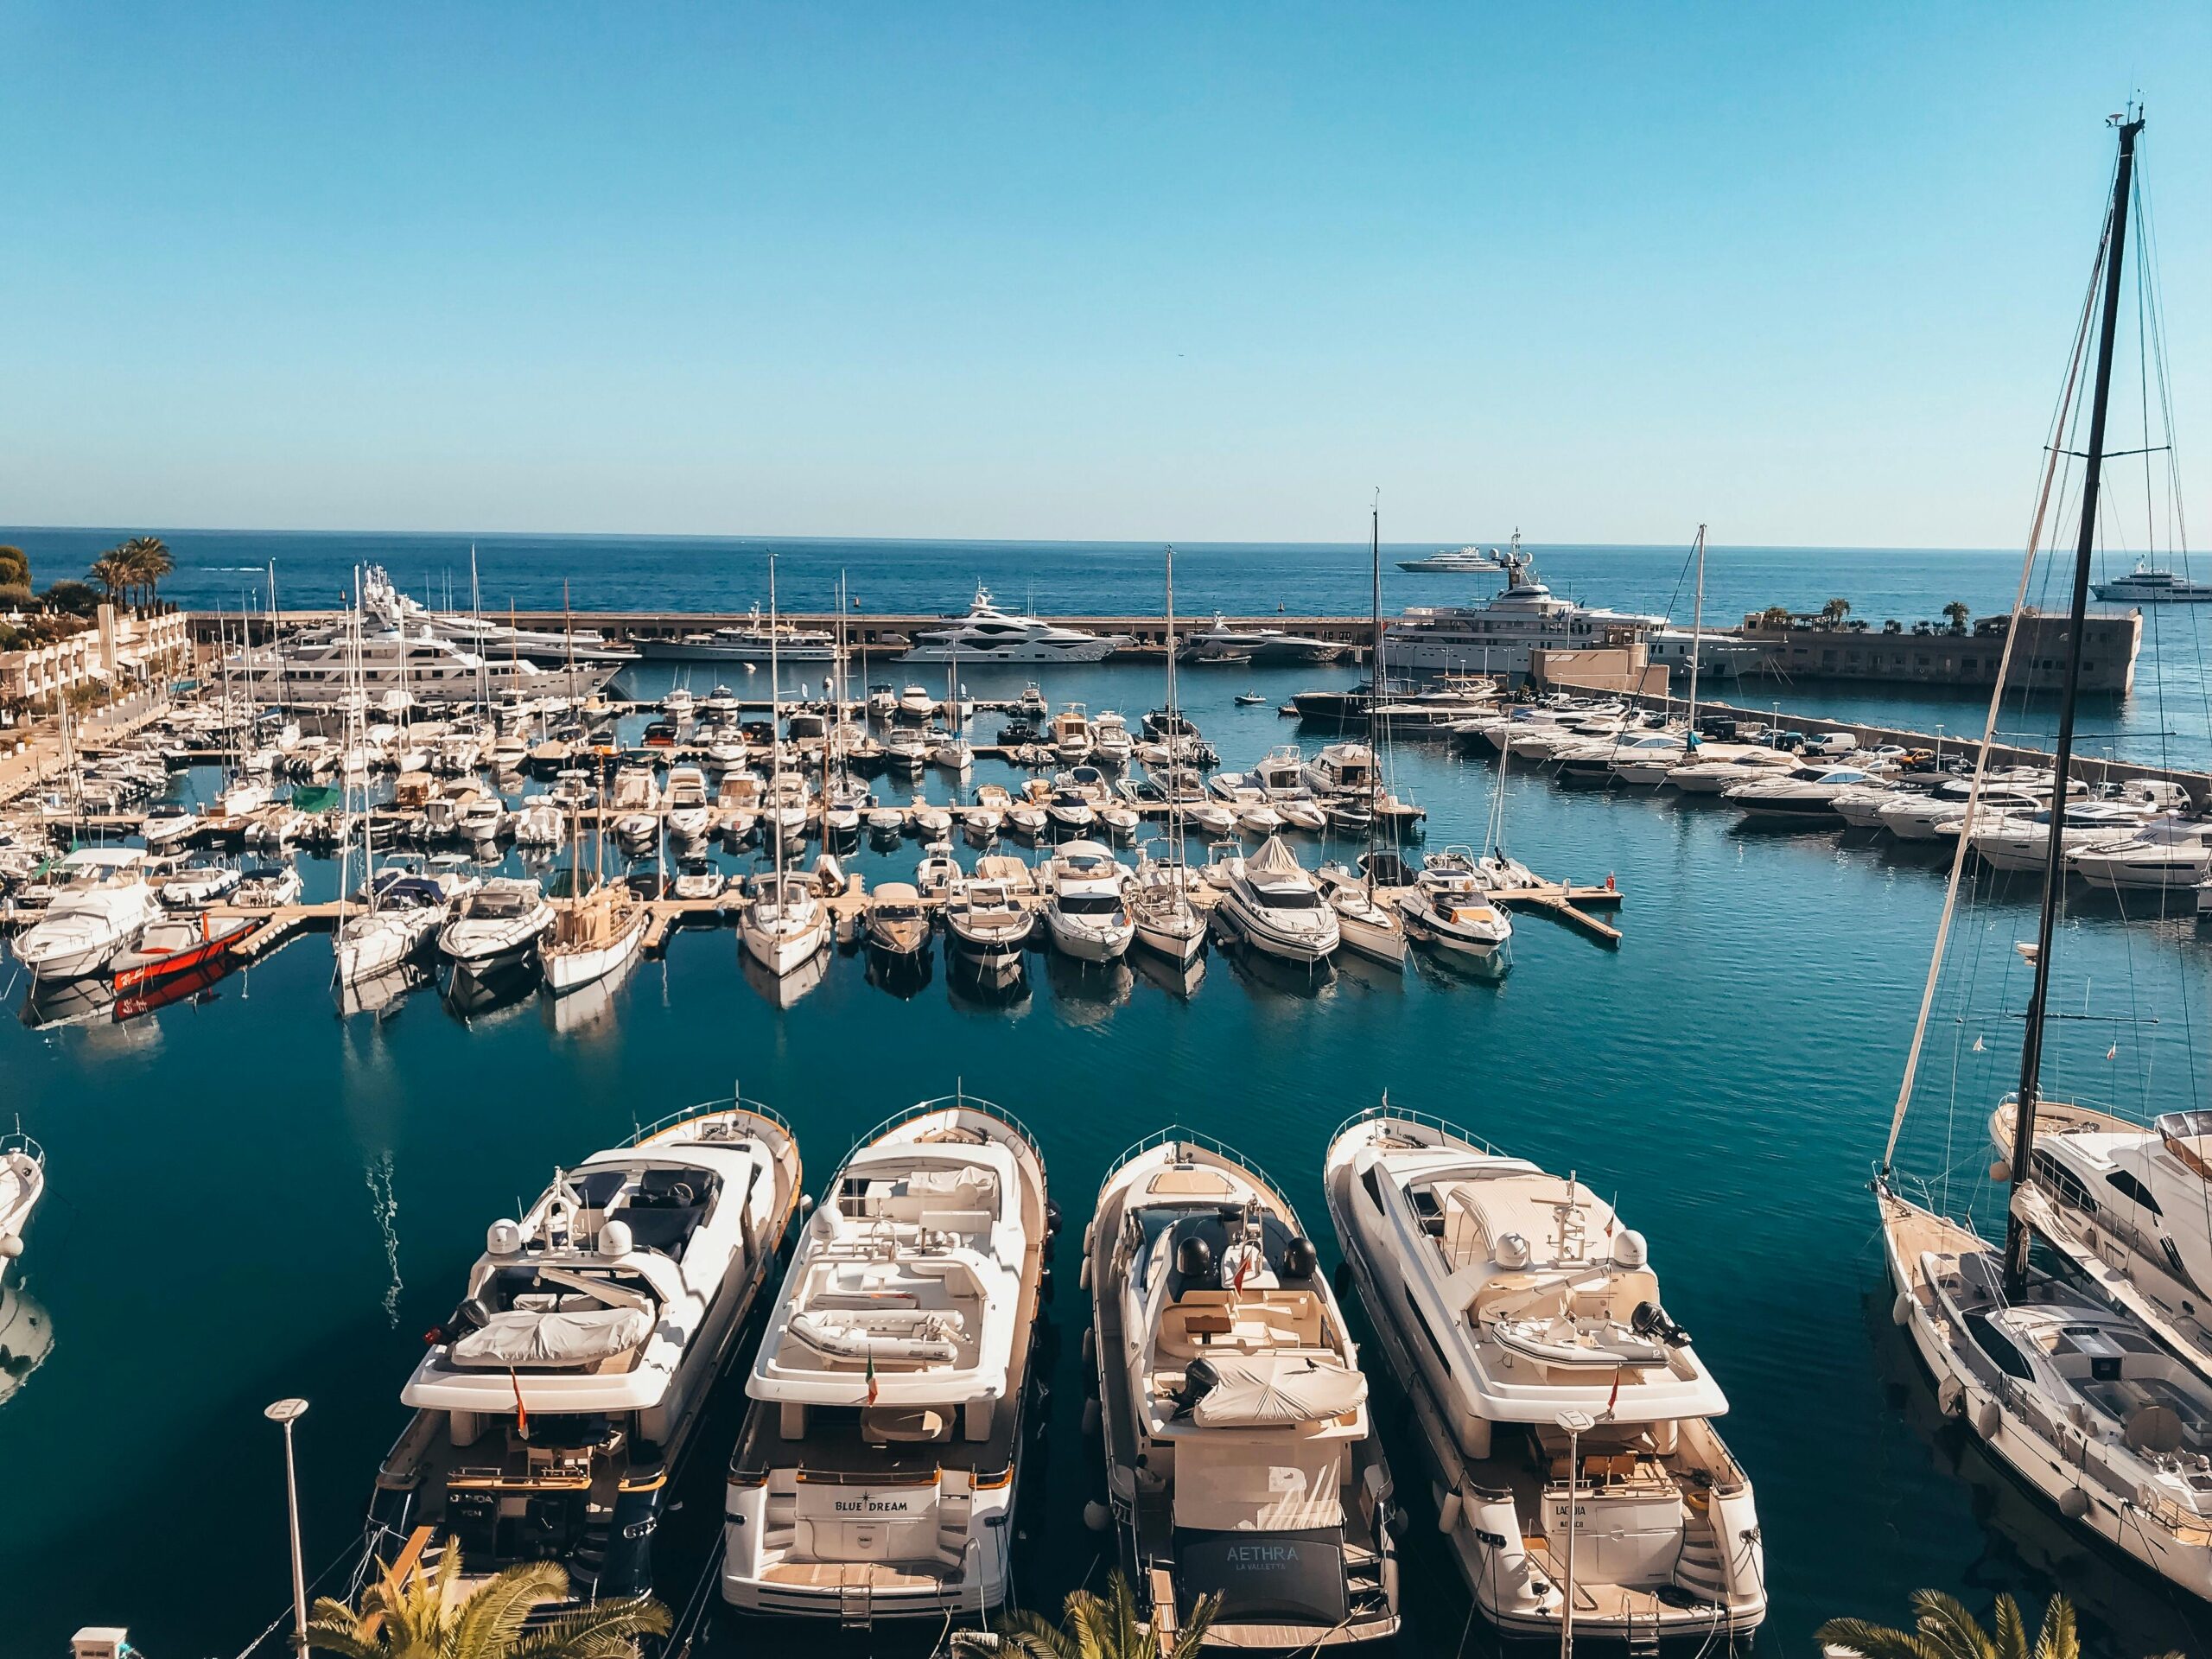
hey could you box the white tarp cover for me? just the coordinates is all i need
[450,1306,652,1369]
[1244,835,1306,879]
[1191,1353,1367,1427]
[1171,1434,1346,1532]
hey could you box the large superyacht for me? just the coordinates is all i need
[1325,1106,1767,1640]
[367,1100,803,1598]
[899,585,1126,664]
[723,1096,1053,1625]
[1380,537,1666,683]
[1088,1128,1401,1648]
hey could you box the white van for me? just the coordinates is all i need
[1803,730,1859,757]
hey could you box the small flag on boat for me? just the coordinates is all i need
[1972,1036,1985,1053]
[1233,1250,1250,1293]
[1604,1367,1623,1419]
[866,1353,880,1406]
[2107,1042,2119,1060]
[509,1369,530,1440]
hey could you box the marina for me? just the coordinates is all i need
[3,22,2211,1658]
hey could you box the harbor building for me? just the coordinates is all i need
[1737,607,2142,696]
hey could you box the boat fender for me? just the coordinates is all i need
[1436,1490,1463,1534]
[1082,1397,1100,1438]
[0,1236,20,1260]
[1045,1198,1063,1238]
[1081,1220,1095,1255]
[1891,1292,1912,1327]
[1083,1500,1111,1532]
[1381,1554,1400,1607]
[796,1192,815,1217]
[1971,1398,2003,1440]
[1936,1376,1965,1418]
[2056,1486,2089,1520]
[1081,1325,1094,1364]
[1078,1257,1091,1292]
[1988,1160,2012,1184]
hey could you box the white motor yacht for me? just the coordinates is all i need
[234,864,304,908]
[2093,560,2212,603]
[739,870,832,978]
[512,799,567,849]
[886,725,931,770]
[724,1097,1052,1623]
[1184,798,1236,838]
[1050,704,1096,765]
[1091,711,1135,766]
[1088,1128,1402,1648]
[438,877,553,973]
[1397,859,1513,964]
[1301,741,1379,802]
[14,850,161,981]
[1968,800,2162,873]
[334,878,448,988]
[139,801,202,854]
[897,684,938,721]
[1663,749,1795,795]
[150,861,242,911]
[2068,816,2212,892]
[1876,775,2051,841]
[944,871,1037,967]
[915,841,964,899]
[1594,730,1689,787]
[1325,1109,1767,1638]
[863,881,932,961]
[1216,835,1339,966]
[371,1100,802,1599]
[1722,763,1879,824]
[1042,840,1134,962]
[900,585,1122,663]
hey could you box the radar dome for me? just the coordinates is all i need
[1493,1231,1531,1268]
[1174,1234,1215,1281]
[1613,1230,1649,1268]
[599,1218,634,1257]
[486,1219,523,1257]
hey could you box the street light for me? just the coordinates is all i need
[265,1398,311,1659]
[1555,1408,1595,1659]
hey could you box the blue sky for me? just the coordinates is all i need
[2,3,2205,546]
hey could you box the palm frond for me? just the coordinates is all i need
[450,1560,575,1659]
[2031,1596,2077,1659]
[505,1592,671,1659]
[1912,1590,2004,1659]
[1813,1617,1943,1659]
[1169,1591,1223,1658]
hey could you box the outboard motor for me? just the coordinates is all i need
[1173,1355,1223,1420]
[1631,1300,1691,1347]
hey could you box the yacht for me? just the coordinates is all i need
[1315,866,1408,967]
[914,842,963,899]
[944,871,1037,968]
[1664,748,1796,796]
[2093,560,2212,603]
[1216,836,1339,965]
[13,850,161,981]
[1990,1097,2212,1379]
[1091,711,1136,766]
[900,585,1123,663]
[1381,540,1668,683]
[229,623,620,707]
[1397,857,1512,964]
[360,566,637,666]
[1722,763,1881,824]
[140,801,202,853]
[1967,799,2161,873]
[542,877,650,995]
[640,607,840,663]
[0,1124,43,1263]
[885,724,931,770]
[112,913,255,994]
[664,766,712,841]
[863,881,932,961]
[2067,816,2212,892]
[723,1097,1052,1623]
[1041,839,1134,962]
[1300,741,1380,802]
[438,878,554,974]
[512,799,567,849]
[1050,704,1096,765]
[897,684,938,721]
[371,1100,803,1599]
[334,876,449,987]
[1397,543,1503,574]
[1325,1109,1767,1639]
[1876,774,2054,841]
[739,870,832,978]
[1559,730,1684,787]
[1179,614,1346,665]
[234,864,304,908]
[1127,843,1206,965]
[1088,1128,1402,1647]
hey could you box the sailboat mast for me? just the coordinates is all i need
[1686,524,1706,746]
[1164,544,1180,855]
[471,544,487,713]
[1366,499,1383,892]
[2003,111,2145,1299]
[768,553,784,889]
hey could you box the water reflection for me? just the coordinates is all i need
[1128,944,1207,1000]
[1043,950,1132,1022]
[338,962,432,1021]
[0,1278,53,1409]
[364,1150,404,1329]
[442,959,540,1027]
[740,944,830,1010]
[944,947,1032,1017]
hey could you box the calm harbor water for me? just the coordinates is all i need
[3,559,2210,1655]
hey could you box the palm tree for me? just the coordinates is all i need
[1942,600,1973,634]
[86,551,131,605]
[1821,596,1853,628]
[950,1571,1220,1659]
[118,535,173,607]
[1817,1589,2094,1659]
[305,1547,669,1659]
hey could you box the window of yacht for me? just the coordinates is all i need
[2104,1168,2163,1213]
[1402,1286,1451,1370]
[1963,1313,2035,1381]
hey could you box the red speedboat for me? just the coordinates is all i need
[111,914,256,994]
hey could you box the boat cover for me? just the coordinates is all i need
[449,1306,652,1369]
[1191,1352,1367,1427]
[1244,835,1306,879]
[1172,1435,1347,1533]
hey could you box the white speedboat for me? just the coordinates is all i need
[150,861,242,911]
[512,799,566,849]
[1663,749,1795,795]
[885,725,931,770]
[914,841,964,899]
[724,1097,1052,1623]
[1091,711,1135,766]
[1722,764,1880,824]
[1089,1128,1401,1647]
[438,877,553,973]
[664,766,712,840]
[0,1124,44,1265]
[944,874,1036,967]
[900,584,1122,663]
[139,801,202,854]
[1398,859,1512,963]
[863,880,932,960]
[234,864,303,908]
[739,871,832,979]
[2068,816,2212,892]
[334,882,448,988]
[1042,839,1134,962]
[1326,1109,1766,1639]
[1216,835,1339,965]
[14,850,161,981]
[371,1100,803,1599]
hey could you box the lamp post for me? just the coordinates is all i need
[265,1398,311,1659]
[1556,1408,1594,1659]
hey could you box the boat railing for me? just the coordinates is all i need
[852,1090,1043,1161]
[1328,1102,1503,1159]
[1,1125,43,1167]
[626,1096,794,1147]
[1101,1124,1276,1192]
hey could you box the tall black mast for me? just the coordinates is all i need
[2003,111,2144,1299]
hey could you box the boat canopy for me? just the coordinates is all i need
[1190,1351,1367,1428]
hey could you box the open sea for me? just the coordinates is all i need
[3,532,2209,1657]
